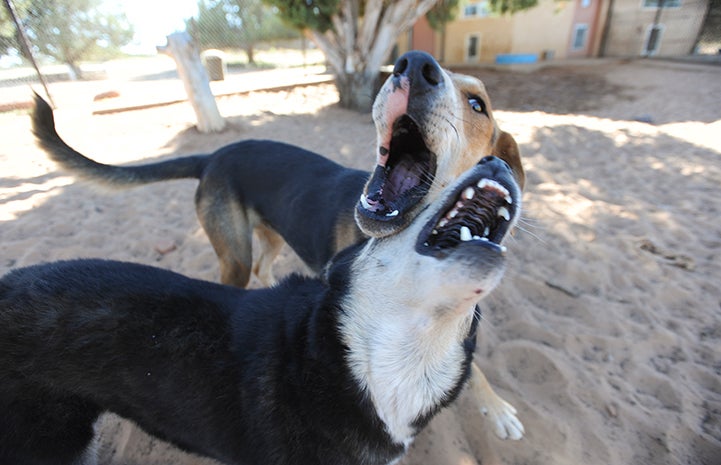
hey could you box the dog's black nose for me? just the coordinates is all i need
[478,156,512,175]
[393,51,443,91]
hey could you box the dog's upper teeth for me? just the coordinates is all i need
[438,218,448,228]
[460,226,472,241]
[462,187,475,200]
[448,208,458,219]
[477,178,511,200]
[432,229,438,235]
[497,206,510,221]
[505,195,513,205]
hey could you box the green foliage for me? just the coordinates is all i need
[17,0,133,68]
[426,0,459,31]
[489,0,539,15]
[187,0,299,51]
[1,0,32,55]
[262,0,340,33]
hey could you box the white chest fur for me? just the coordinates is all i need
[340,300,473,445]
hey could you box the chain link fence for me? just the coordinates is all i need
[0,0,326,111]
[1,0,719,112]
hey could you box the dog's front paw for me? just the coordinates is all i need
[479,396,524,440]
[470,362,525,440]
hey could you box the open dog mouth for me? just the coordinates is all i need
[417,172,517,257]
[358,115,436,220]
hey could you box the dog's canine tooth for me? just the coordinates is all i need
[386,209,399,217]
[497,207,510,221]
[505,195,513,205]
[360,194,372,210]
[462,187,475,200]
[477,178,488,189]
[460,226,472,241]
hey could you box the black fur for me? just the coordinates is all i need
[0,258,476,465]
[31,93,369,275]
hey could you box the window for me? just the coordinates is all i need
[466,34,480,62]
[572,24,589,50]
[643,24,664,55]
[642,0,681,8]
[463,1,492,18]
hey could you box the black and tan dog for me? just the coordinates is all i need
[31,51,524,288]
[0,157,519,465]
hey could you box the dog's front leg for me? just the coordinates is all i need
[469,361,525,440]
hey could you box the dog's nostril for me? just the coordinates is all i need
[479,156,495,165]
[393,58,408,76]
[422,63,441,86]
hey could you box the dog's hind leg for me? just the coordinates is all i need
[196,193,254,288]
[469,361,525,440]
[0,393,101,465]
[253,223,286,286]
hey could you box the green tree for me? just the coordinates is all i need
[21,0,133,79]
[265,0,441,112]
[187,0,298,65]
[1,0,32,58]
[489,0,540,14]
[426,0,459,31]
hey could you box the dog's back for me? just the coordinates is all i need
[0,259,404,465]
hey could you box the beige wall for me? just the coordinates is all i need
[511,0,575,58]
[443,17,514,64]
[604,0,708,56]
[410,0,576,66]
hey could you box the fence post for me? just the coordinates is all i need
[157,32,225,133]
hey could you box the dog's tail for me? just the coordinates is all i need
[31,92,207,188]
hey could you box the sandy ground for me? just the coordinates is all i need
[1,58,720,465]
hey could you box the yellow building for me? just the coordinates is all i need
[396,0,709,65]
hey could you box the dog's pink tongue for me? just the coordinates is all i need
[377,78,409,167]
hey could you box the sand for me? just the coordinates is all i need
[1,58,720,465]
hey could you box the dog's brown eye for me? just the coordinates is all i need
[468,97,486,114]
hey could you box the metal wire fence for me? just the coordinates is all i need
[0,0,719,112]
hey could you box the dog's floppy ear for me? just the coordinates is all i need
[492,131,525,191]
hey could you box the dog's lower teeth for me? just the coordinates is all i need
[386,209,399,217]
[460,226,472,241]
[473,235,482,241]
[484,226,490,237]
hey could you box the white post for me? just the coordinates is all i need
[158,32,226,133]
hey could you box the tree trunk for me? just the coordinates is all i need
[66,61,82,81]
[335,70,379,113]
[158,32,226,133]
[246,45,255,66]
[304,0,439,113]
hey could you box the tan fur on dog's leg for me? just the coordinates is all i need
[253,224,286,286]
[470,361,524,440]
